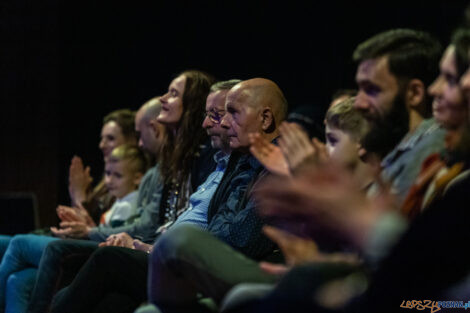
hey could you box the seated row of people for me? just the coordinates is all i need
[1,26,470,313]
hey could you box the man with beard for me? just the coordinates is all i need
[353,29,446,204]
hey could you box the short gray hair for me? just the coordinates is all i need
[210,79,242,92]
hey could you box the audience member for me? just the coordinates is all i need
[354,29,445,205]
[402,28,470,219]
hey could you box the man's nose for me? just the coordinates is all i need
[353,92,370,110]
[220,115,230,129]
[202,115,212,129]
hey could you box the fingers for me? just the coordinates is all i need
[70,156,84,172]
[262,225,294,248]
[259,261,290,276]
[280,122,310,152]
[105,234,118,246]
[289,123,312,147]
[279,122,317,171]
[50,226,71,238]
[312,138,328,163]
[77,202,86,211]
[132,239,143,249]
[250,133,270,157]
[104,233,133,248]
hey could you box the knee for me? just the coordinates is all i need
[152,224,203,263]
[8,235,32,251]
[42,240,67,265]
[6,268,37,291]
[90,246,124,267]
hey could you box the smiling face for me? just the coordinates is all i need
[354,56,400,123]
[202,90,230,152]
[99,121,127,161]
[104,159,139,199]
[157,75,186,128]
[428,45,467,130]
[220,85,262,150]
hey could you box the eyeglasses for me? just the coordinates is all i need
[204,110,225,124]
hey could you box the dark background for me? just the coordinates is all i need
[0,0,468,228]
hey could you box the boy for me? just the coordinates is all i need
[54,144,148,232]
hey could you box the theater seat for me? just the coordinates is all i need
[0,192,39,235]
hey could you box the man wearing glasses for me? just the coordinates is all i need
[159,79,240,231]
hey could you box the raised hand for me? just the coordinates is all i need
[259,225,319,276]
[56,203,96,226]
[259,226,360,277]
[256,161,389,250]
[278,122,320,173]
[249,132,290,176]
[68,156,93,206]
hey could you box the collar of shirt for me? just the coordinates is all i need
[214,150,230,171]
[115,190,138,203]
[382,118,440,168]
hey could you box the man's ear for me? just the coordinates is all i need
[261,107,275,132]
[149,119,157,132]
[405,79,426,109]
[149,118,162,139]
[357,143,367,158]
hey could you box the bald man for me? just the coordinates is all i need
[135,97,165,157]
[222,78,287,151]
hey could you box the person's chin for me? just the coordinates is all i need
[157,112,170,123]
[210,137,221,149]
[229,139,239,149]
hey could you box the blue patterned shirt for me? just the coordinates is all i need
[381,118,446,204]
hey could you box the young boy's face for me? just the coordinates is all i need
[325,125,359,167]
[104,160,139,199]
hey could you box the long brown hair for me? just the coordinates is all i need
[158,70,216,186]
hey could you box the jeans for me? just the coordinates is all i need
[0,236,11,261]
[5,268,36,313]
[0,234,58,313]
[26,239,99,313]
[50,246,148,313]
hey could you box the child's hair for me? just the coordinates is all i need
[325,97,369,142]
[107,144,148,175]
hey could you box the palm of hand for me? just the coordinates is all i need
[249,133,290,176]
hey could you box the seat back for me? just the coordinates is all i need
[0,192,39,235]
